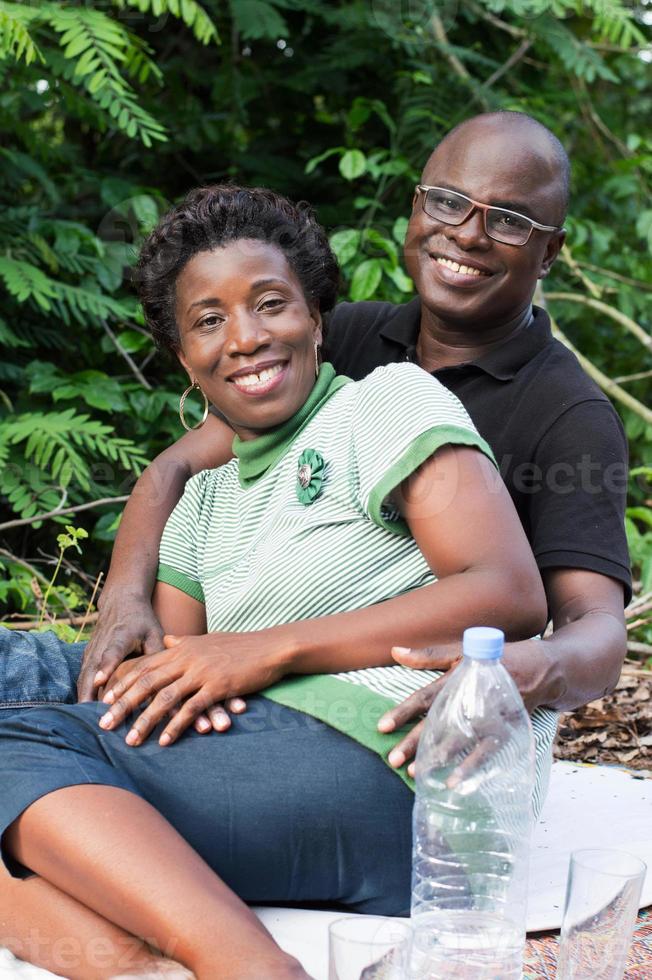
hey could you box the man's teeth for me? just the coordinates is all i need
[436,257,489,277]
[234,364,284,388]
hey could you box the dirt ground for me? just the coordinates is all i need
[554,668,652,773]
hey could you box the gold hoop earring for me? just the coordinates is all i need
[179,380,209,431]
[314,342,321,378]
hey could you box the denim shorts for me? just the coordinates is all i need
[0,630,413,915]
[0,627,85,711]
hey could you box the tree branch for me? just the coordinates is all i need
[614,370,652,385]
[430,14,490,111]
[480,39,532,92]
[0,548,73,615]
[627,641,652,656]
[573,261,652,292]
[537,285,652,423]
[101,319,153,390]
[545,292,652,354]
[541,307,652,425]
[559,245,602,299]
[466,2,527,39]
[576,78,631,158]
[0,496,128,532]
[2,612,99,631]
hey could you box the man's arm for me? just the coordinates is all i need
[378,567,627,773]
[77,414,234,700]
[519,568,626,709]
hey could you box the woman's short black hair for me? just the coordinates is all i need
[135,185,340,352]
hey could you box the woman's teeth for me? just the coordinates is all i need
[435,257,489,277]
[233,363,284,388]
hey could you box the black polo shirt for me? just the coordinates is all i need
[323,298,631,602]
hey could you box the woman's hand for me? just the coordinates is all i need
[100,648,248,736]
[377,638,549,776]
[98,632,284,746]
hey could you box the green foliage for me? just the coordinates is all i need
[627,468,652,595]
[0,0,219,144]
[0,0,650,641]
[0,2,43,66]
[35,524,88,631]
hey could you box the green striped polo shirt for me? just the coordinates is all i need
[158,361,557,808]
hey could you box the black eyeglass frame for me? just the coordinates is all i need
[415,184,563,246]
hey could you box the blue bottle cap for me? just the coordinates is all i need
[463,626,505,660]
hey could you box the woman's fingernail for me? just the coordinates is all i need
[94,670,106,685]
[159,733,171,746]
[197,718,211,732]
[232,699,246,711]
[103,690,115,705]
[388,749,405,768]
[99,712,113,729]
[408,763,416,778]
[392,646,411,656]
[377,716,395,733]
[126,729,139,746]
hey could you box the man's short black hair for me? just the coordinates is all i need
[136,185,340,352]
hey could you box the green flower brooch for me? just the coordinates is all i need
[296,448,325,504]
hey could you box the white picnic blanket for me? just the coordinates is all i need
[1,761,651,978]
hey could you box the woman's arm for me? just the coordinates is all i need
[152,582,207,637]
[76,415,234,701]
[98,446,547,745]
[275,445,547,673]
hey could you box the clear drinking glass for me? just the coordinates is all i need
[328,916,412,980]
[556,848,646,980]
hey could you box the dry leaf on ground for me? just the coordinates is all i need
[554,671,652,773]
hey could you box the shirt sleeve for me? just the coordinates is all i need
[156,470,208,603]
[350,363,497,535]
[527,399,631,601]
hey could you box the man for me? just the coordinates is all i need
[73,110,630,770]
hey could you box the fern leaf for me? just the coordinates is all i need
[0,2,43,65]
[229,0,288,41]
[46,6,168,145]
[51,281,133,326]
[534,15,619,82]
[0,148,59,203]
[114,0,219,46]
[0,315,30,349]
[0,257,57,310]
[4,409,148,492]
[581,0,645,47]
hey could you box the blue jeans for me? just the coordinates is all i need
[0,629,413,914]
[0,627,85,710]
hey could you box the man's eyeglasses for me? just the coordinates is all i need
[416,184,562,246]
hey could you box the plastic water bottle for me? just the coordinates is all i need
[410,627,535,980]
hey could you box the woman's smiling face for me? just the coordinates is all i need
[174,240,322,441]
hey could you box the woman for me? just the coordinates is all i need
[0,186,549,979]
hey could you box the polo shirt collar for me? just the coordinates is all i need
[379,300,552,381]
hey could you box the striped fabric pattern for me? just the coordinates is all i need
[157,362,557,801]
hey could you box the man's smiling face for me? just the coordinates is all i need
[404,116,566,335]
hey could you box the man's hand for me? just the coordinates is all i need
[98,631,284,746]
[77,593,165,702]
[377,638,548,776]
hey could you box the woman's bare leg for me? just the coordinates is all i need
[5,785,310,980]
[0,865,192,978]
